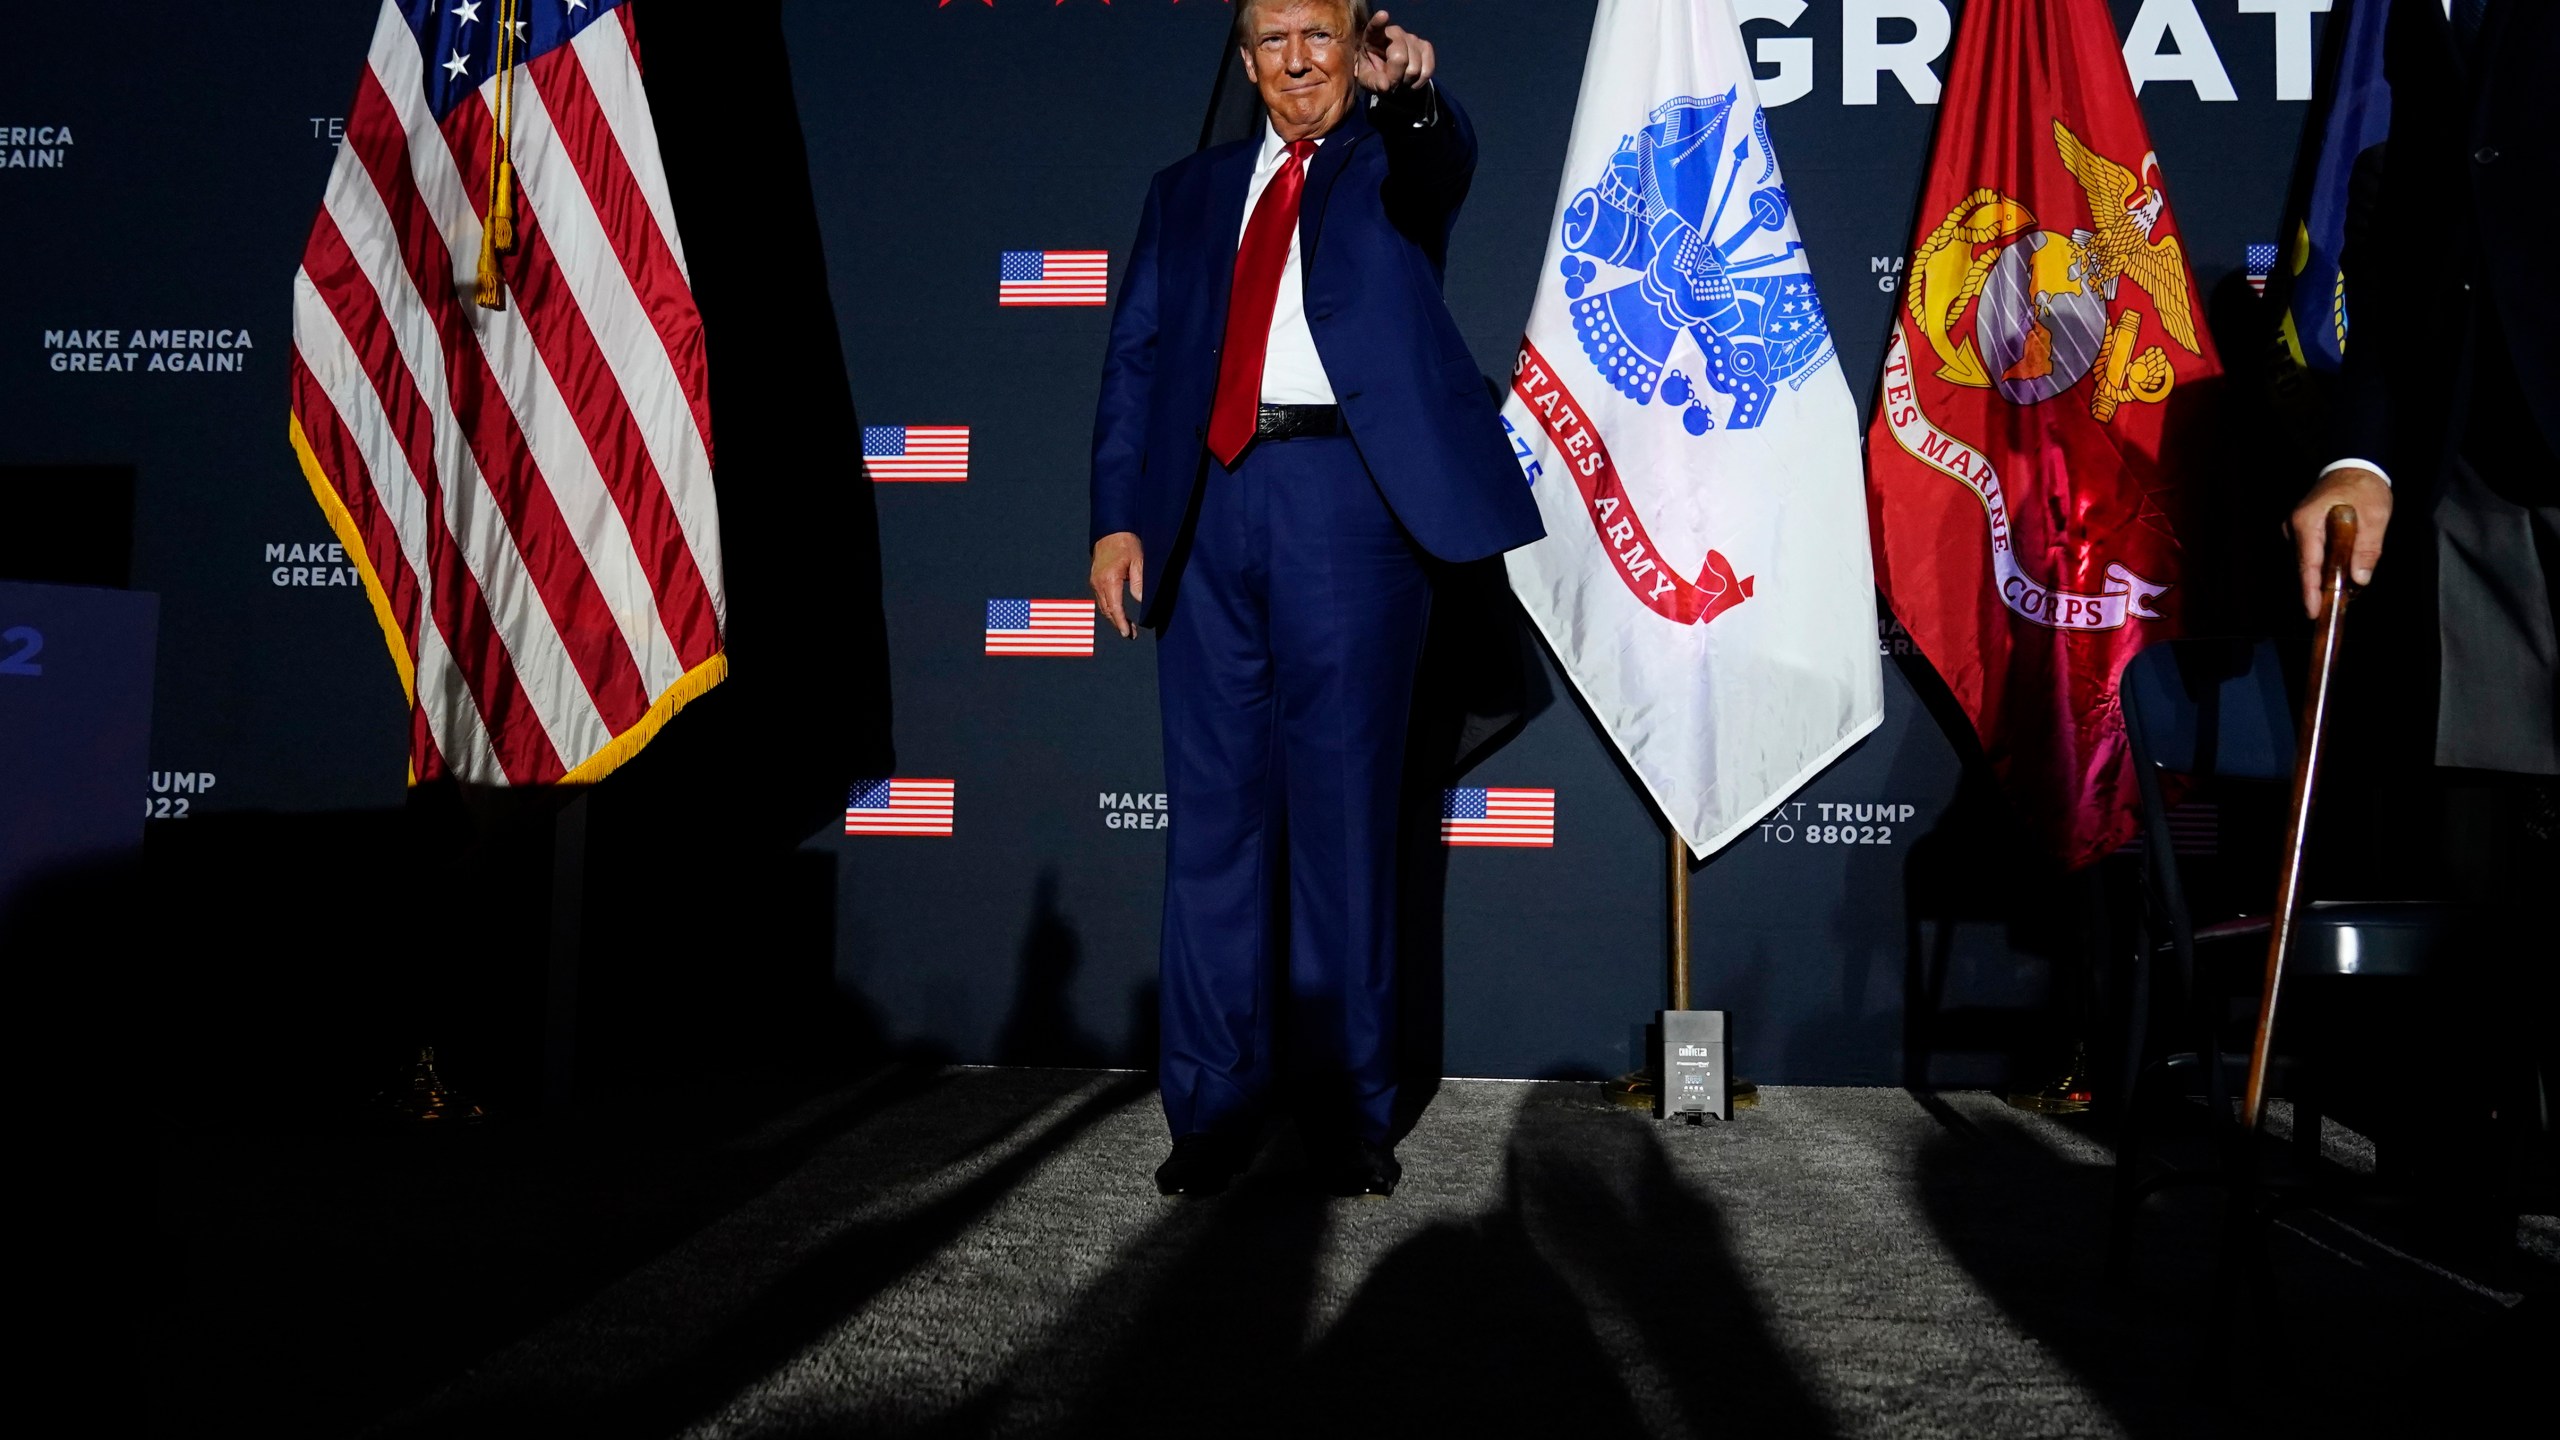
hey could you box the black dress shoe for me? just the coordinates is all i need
[1154,1135,1243,1196]
[1320,1138,1402,1198]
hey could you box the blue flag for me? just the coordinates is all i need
[2278,0,2391,375]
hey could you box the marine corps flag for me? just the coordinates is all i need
[1866,0,2220,868]
[1503,0,1883,858]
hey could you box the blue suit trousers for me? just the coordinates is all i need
[1155,436,1431,1145]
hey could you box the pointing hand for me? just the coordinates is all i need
[1355,11,1435,94]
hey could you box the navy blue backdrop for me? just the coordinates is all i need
[0,0,2329,1087]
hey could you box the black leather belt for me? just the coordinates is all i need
[1255,403,1344,442]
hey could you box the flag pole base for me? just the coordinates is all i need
[1603,1071,1758,1112]
[1603,1070,1656,1110]
[2005,1044,2096,1115]
[2004,1083,2093,1116]
[376,1045,486,1126]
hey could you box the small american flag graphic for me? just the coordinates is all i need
[863,425,969,483]
[844,778,956,837]
[985,599,1095,656]
[1000,249,1109,307]
[1441,788,1557,847]
[2118,801,2219,857]
[2244,243,2277,297]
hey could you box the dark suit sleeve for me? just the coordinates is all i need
[2327,0,2427,475]
[1372,81,1476,235]
[2328,135,2393,470]
[1091,173,1164,544]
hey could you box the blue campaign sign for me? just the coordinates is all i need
[0,581,159,920]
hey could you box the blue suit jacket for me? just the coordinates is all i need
[1090,86,1545,623]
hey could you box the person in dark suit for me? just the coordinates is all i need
[2292,0,2555,757]
[1088,3,1543,1197]
[2288,0,2555,1171]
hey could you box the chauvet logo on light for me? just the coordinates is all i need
[2,126,72,168]
[44,328,255,373]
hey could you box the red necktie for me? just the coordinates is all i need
[1207,139,1317,468]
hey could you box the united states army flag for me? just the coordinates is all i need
[1500,0,1882,857]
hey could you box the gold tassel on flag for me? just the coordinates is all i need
[491,0,520,250]
[474,0,522,310]
[491,160,518,251]
[475,226,505,310]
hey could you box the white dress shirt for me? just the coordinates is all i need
[1240,124,1337,405]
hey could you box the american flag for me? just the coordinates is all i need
[2118,800,2220,857]
[1441,787,1557,847]
[2244,243,2277,297]
[984,599,1094,656]
[863,425,969,483]
[999,250,1109,307]
[844,778,957,837]
[288,0,724,785]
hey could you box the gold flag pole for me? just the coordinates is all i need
[1670,827,1692,1011]
[1608,823,1751,1112]
[1605,825,1691,1109]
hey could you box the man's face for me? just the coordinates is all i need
[1240,2,1359,140]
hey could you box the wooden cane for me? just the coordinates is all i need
[2240,504,2359,1131]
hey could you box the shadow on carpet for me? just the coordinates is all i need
[344,1072,2548,1440]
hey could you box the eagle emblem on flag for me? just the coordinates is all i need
[1499,0,1883,861]
[1864,0,2224,868]
[1556,90,1835,438]
[1904,120,2202,425]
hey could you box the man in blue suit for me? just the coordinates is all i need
[1089,2,1543,1197]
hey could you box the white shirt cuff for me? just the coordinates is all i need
[2319,457,2391,489]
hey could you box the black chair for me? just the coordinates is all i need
[2107,637,2469,1275]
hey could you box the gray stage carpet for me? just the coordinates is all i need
[370,1069,2548,1439]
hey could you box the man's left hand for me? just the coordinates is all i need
[1355,10,1434,93]
[2287,467,2392,618]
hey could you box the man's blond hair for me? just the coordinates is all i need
[1232,0,1374,52]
